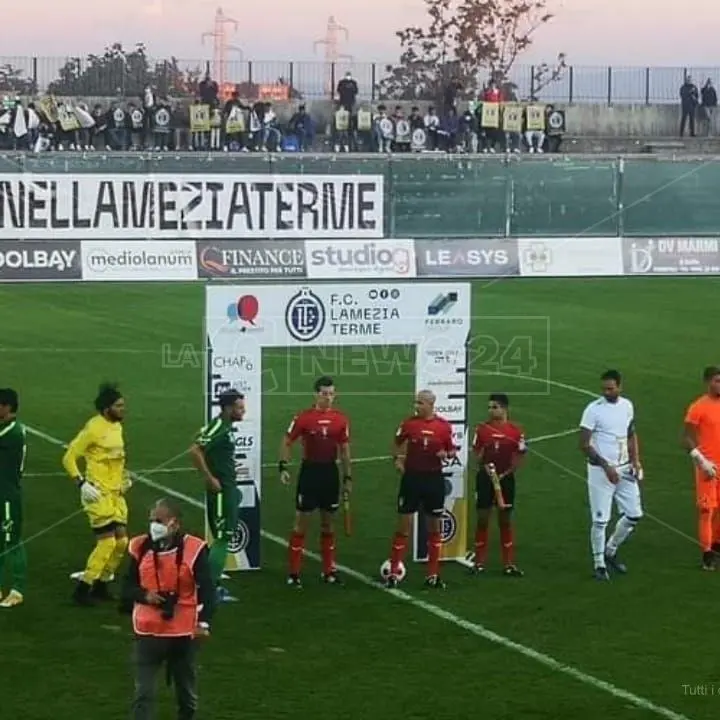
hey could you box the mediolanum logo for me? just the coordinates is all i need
[81,240,197,280]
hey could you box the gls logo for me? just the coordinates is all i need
[234,435,255,449]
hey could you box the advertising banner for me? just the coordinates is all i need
[0,240,81,281]
[622,237,720,275]
[518,237,623,277]
[416,238,519,277]
[197,240,307,279]
[0,174,384,239]
[81,240,197,281]
[205,282,471,569]
[305,239,416,279]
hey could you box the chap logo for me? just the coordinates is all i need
[523,244,551,273]
[226,295,259,331]
[427,292,458,317]
[285,288,326,342]
[440,511,457,544]
[228,519,250,554]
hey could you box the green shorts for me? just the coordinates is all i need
[0,495,22,547]
[206,485,239,541]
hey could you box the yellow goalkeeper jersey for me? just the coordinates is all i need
[62,415,125,492]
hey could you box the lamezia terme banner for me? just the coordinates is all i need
[0,174,385,239]
[204,282,471,571]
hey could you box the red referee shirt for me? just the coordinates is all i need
[396,414,454,473]
[287,407,349,463]
[472,421,526,475]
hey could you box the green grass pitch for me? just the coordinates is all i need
[1,277,718,720]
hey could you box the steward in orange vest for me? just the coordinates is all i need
[121,498,215,720]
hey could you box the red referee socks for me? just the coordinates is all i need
[288,532,305,575]
[500,525,515,565]
[427,531,442,577]
[474,527,489,566]
[320,531,336,574]
[390,532,407,575]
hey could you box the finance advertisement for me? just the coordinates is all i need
[205,282,471,569]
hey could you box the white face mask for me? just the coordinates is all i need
[150,521,170,542]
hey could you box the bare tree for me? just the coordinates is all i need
[379,0,565,101]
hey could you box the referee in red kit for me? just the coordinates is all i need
[279,376,351,587]
[386,389,455,589]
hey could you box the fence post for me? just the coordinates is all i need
[330,63,336,99]
[644,67,650,105]
[607,66,612,105]
[568,66,574,104]
[248,61,253,87]
[683,67,688,83]
[371,63,377,103]
[529,65,536,99]
[289,62,294,97]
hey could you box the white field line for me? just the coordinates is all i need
[23,427,578,479]
[25,423,692,720]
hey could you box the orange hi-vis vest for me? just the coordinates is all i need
[128,533,206,637]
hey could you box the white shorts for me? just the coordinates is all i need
[587,464,643,523]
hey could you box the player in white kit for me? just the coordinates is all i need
[579,370,644,581]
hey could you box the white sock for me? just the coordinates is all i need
[591,522,607,567]
[606,516,636,556]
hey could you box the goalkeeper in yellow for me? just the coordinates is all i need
[63,383,130,606]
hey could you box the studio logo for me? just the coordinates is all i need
[285,287,326,342]
[305,239,416,278]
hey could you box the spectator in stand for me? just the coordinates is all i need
[441,106,459,152]
[679,76,699,137]
[483,81,503,151]
[336,72,358,112]
[289,104,314,151]
[199,70,219,109]
[442,76,463,116]
[701,79,717,136]
[424,106,440,150]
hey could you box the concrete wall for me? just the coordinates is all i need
[18,96,708,138]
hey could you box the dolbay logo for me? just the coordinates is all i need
[82,240,197,281]
[0,241,81,281]
[305,239,416,279]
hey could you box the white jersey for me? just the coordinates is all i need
[579,396,634,467]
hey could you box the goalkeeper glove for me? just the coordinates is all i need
[121,472,133,494]
[690,449,717,478]
[76,478,102,503]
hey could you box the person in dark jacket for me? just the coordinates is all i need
[336,72,358,112]
[701,78,717,136]
[289,104,314,150]
[679,76,699,137]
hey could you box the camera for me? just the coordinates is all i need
[158,591,178,620]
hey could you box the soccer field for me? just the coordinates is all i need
[1,276,718,720]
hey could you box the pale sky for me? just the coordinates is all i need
[3,0,718,69]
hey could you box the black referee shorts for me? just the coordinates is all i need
[475,470,516,510]
[296,461,340,513]
[397,470,446,517]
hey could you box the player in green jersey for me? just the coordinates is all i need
[0,388,27,608]
[190,389,245,603]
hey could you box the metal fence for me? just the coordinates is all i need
[1,153,719,238]
[1,57,718,104]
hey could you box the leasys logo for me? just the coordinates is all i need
[305,239,417,279]
[81,240,198,281]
